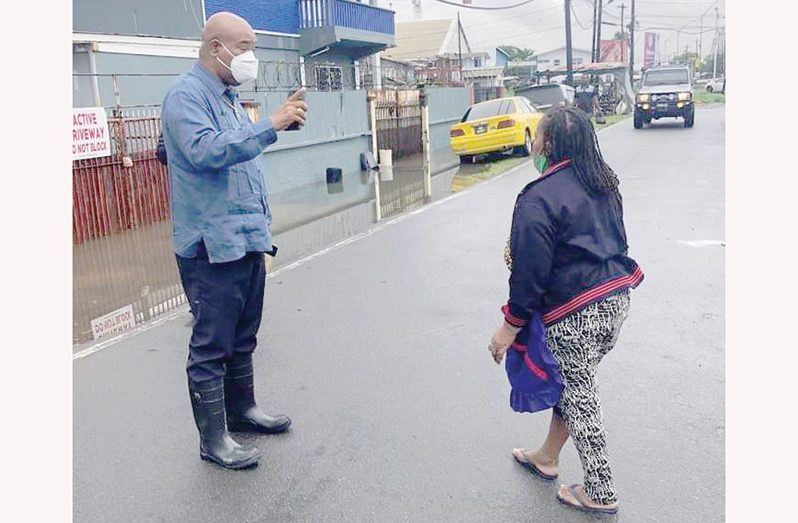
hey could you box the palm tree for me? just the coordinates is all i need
[498,45,535,62]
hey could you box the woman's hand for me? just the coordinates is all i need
[489,322,522,364]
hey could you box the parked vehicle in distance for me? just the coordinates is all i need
[705,77,725,93]
[634,64,695,129]
[517,83,575,111]
[450,97,545,163]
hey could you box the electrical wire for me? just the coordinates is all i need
[430,0,538,10]
[571,3,593,30]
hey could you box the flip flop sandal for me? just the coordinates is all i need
[556,484,619,515]
[512,449,558,481]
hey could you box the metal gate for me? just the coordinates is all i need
[72,106,186,345]
[370,90,426,218]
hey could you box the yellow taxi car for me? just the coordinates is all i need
[449,96,544,163]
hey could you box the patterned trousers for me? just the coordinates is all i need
[546,289,631,505]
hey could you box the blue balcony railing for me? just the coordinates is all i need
[299,0,395,35]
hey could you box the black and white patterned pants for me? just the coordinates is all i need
[546,289,631,505]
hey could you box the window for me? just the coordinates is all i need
[518,98,537,114]
[574,58,584,65]
[642,68,690,86]
[462,99,503,121]
[553,59,561,66]
[315,65,343,91]
[474,58,483,68]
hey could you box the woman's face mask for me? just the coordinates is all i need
[534,153,549,174]
[531,122,549,174]
[214,40,259,85]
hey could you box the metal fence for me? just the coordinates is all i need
[72,105,187,344]
[73,107,170,244]
[372,89,422,159]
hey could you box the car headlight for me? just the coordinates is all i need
[668,93,676,101]
[636,94,650,103]
[678,92,692,101]
[650,94,658,102]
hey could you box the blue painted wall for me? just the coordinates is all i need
[204,0,300,35]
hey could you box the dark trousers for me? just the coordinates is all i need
[176,243,266,382]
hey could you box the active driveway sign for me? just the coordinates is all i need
[73,107,111,161]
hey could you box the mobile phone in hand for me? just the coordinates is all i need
[286,88,305,131]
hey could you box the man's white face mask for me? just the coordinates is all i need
[215,40,259,85]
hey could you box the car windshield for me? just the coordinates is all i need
[462,99,513,122]
[522,87,564,107]
[643,69,689,86]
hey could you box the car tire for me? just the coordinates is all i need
[684,110,695,128]
[633,112,644,129]
[514,130,532,157]
[459,155,474,165]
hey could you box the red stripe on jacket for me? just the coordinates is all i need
[542,266,644,325]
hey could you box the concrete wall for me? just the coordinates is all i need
[74,0,206,38]
[425,87,469,173]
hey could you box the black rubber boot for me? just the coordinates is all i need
[188,378,260,469]
[225,354,292,434]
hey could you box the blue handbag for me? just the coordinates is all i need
[505,312,564,413]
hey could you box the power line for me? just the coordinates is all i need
[430,0,539,10]
[571,3,593,30]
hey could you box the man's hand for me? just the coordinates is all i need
[270,88,308,131]
[489,321,522,364]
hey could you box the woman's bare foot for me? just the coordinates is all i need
[511,448,559,479]
[557,484,619,514]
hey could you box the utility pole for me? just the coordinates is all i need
[565,0,574,86]
[676,30,680,61]
[619,3,626,62]
[457,11,463,86]
[595,0,604,62]
[713,6,719,78]
[591,0,599,63]
[629,0,635,84]
[699,1,717,67]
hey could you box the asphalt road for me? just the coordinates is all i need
[74,106,725,522]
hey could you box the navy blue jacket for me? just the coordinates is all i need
[503,160,643,328]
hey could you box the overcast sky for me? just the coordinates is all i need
[374,0,725,65]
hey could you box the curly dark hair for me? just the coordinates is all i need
[541,107,620,198]
[540,106,628,251]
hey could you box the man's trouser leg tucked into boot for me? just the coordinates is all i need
[178,242,283,468]
[224,251,290,434]
[188,377,260,469]
[225,353,291,433]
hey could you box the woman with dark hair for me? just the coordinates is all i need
[488,107,644,515]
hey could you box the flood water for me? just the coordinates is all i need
[72,153,519,345]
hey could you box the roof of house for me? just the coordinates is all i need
[462,66,505,79]
[534,46,592,57]
[383,19,472,60]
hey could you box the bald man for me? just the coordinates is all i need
[161,12,307,470]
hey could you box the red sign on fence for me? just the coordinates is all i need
[73,107,111,161]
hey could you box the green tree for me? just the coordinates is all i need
[498,45,535,62]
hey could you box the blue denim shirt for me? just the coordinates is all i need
[161,62,277,263]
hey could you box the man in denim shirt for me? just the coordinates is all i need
[161,11,307,470]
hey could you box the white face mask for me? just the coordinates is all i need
[215,41,259,85]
